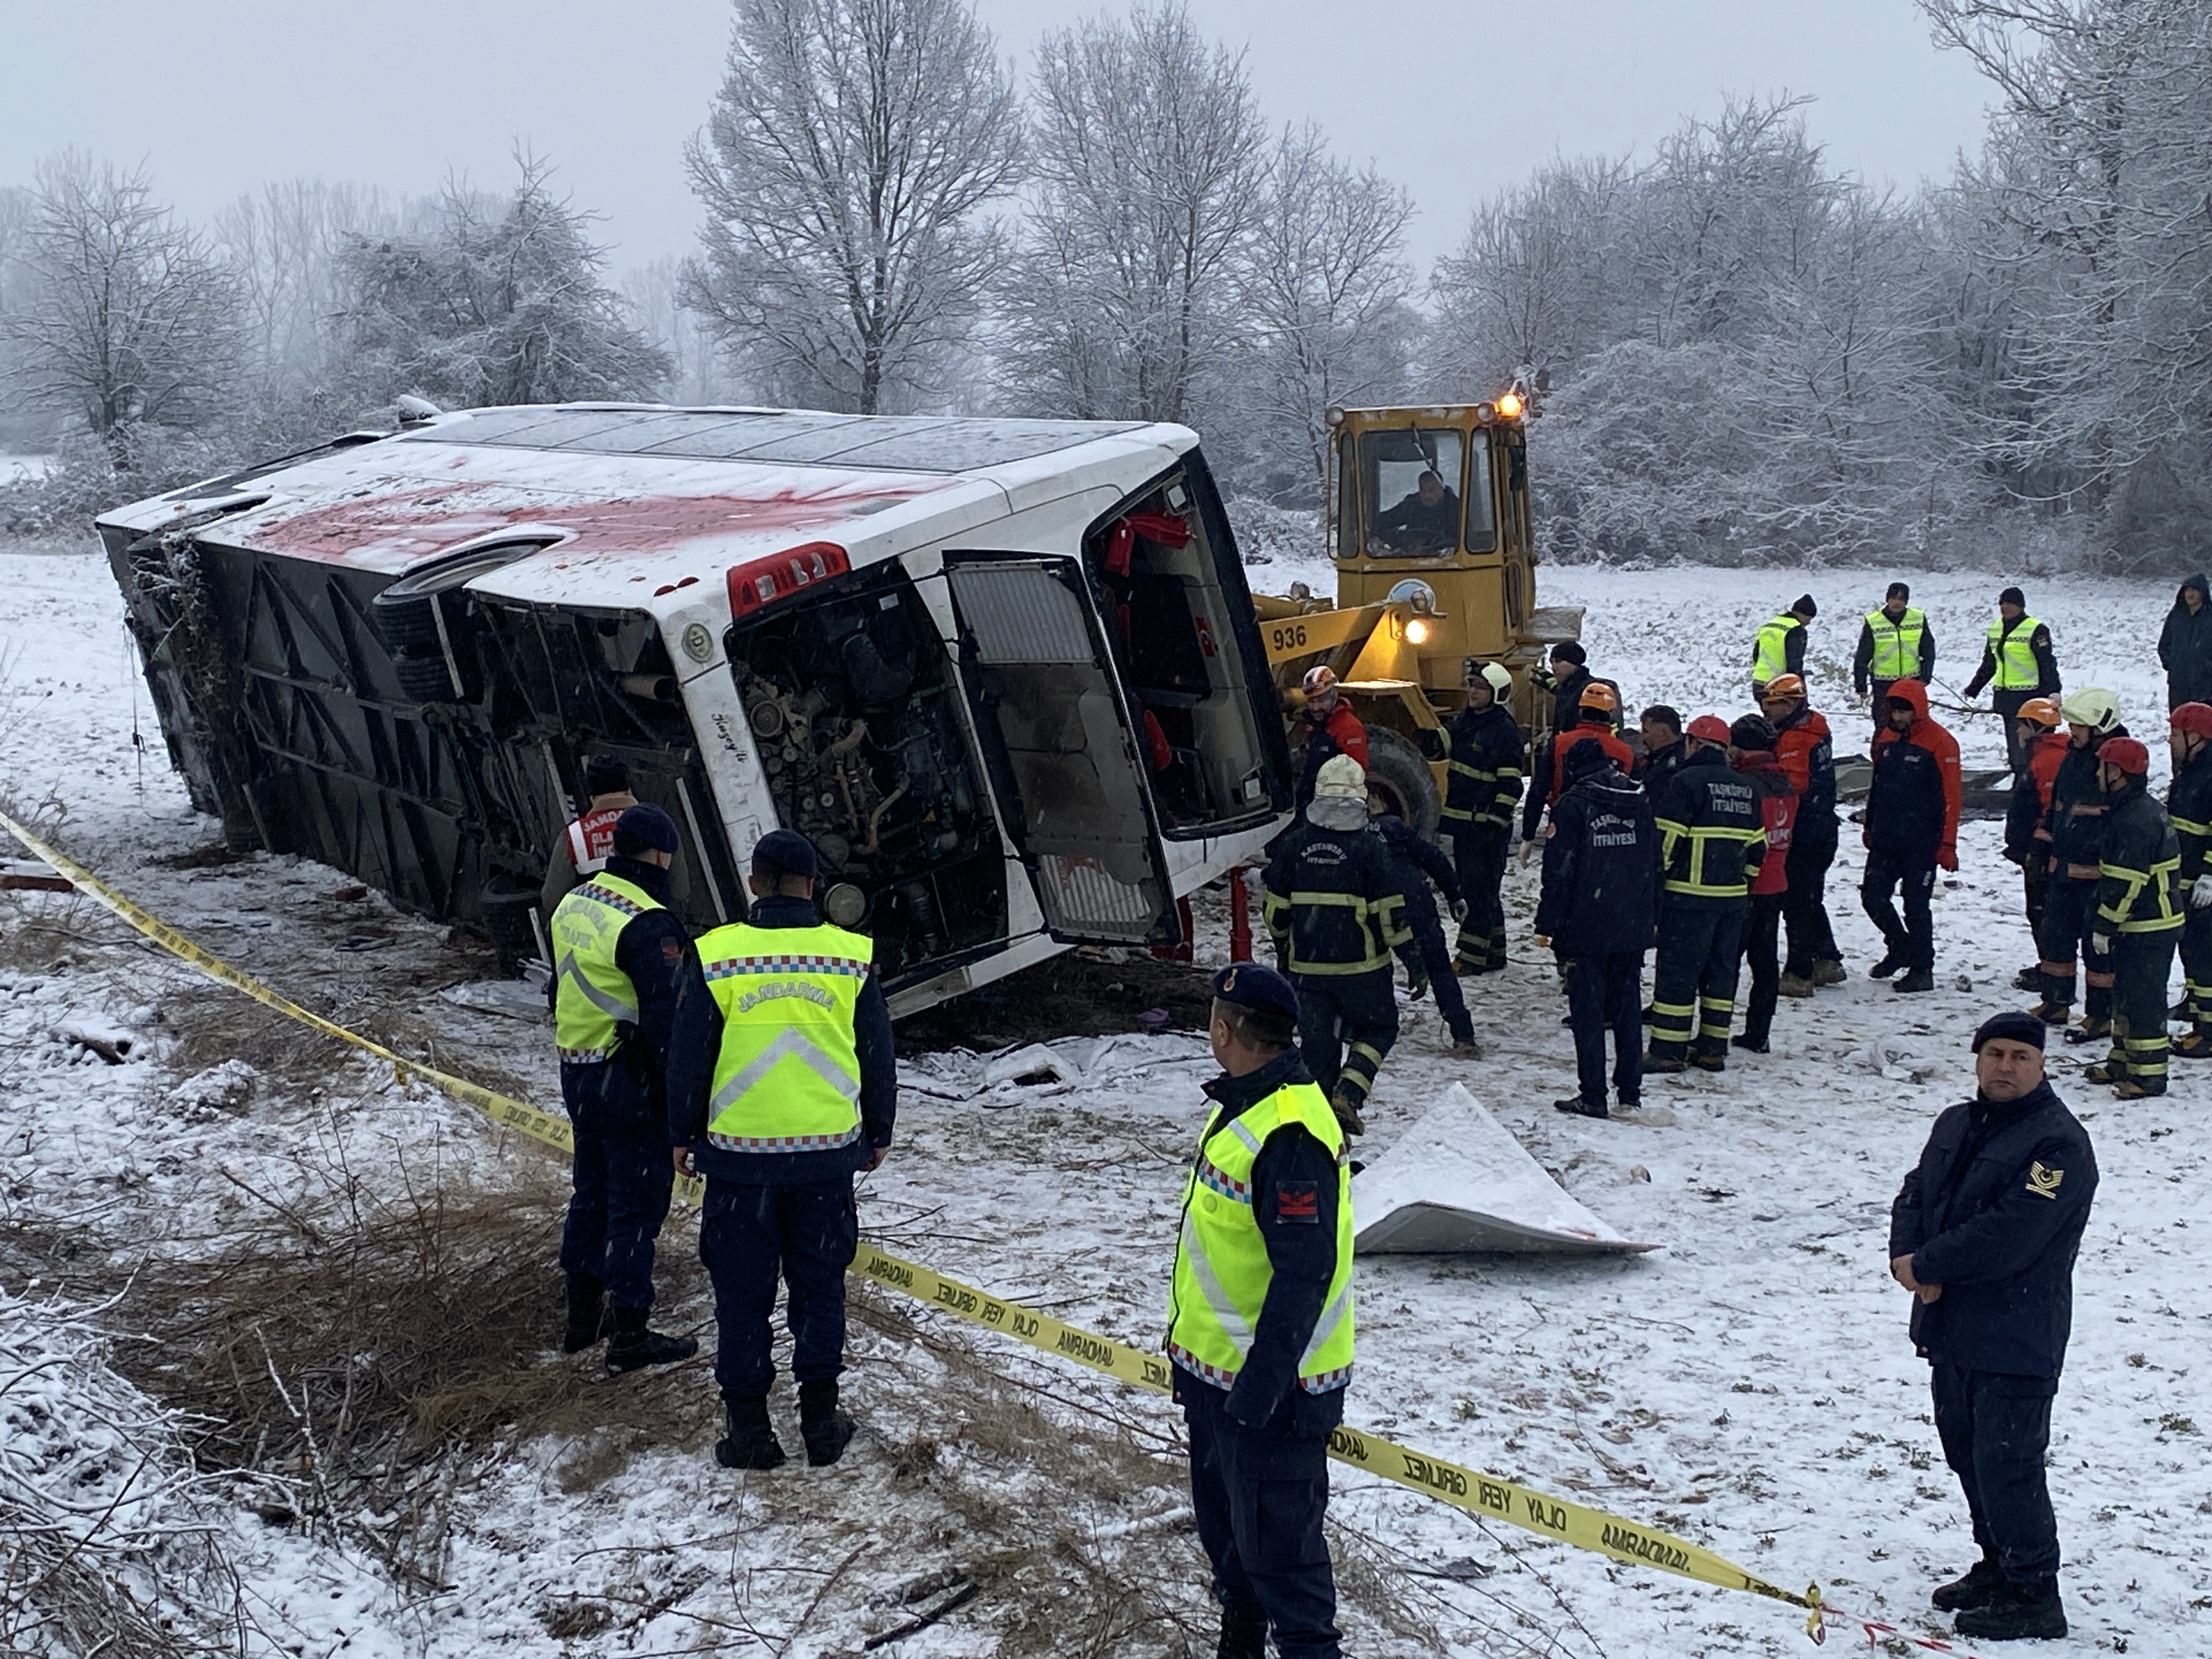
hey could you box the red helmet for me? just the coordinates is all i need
[1686,714,1732,744]
[2101,736,2151,776]
[2172,703,2212,740]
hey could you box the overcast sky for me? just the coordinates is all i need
[3,0,1993,275]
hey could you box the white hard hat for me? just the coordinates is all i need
[1313,754,1367,801]
[2060,687,2120,732]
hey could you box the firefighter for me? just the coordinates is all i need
[541,754,639,919]
[1854,582,1936,732]
[2027,689,2125,1040]
[1750,594,1816,697]
[545,803,707,1372]
[1370,795,1477,1049]
[2169,702,2212,1058]
[1964,587,2061,775]
[1293,666,1368,810]
[2002,698,2068,985]
[1169,963,1353,1659]
[672,830,896,1470]
[2081,738,2182,1098]
[1889,1012,2096,1644]
[1521,682,1635,850]
[1645,715,1764,1074]
[1538,736,1661,1117]
[1863,681,1961,996]
[1762,675,1844,995]
[1263,755,1407,1135]
[1729,715,1798,1053]
[1441,659,1523,975]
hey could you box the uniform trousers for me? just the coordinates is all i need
[698,1176,859,1400]
[559,1064,675,1310]
[1392,882,1471,1040]
[1448,823,1510,973]
[1565,951,1643,1105]
[1861,847,1937,972]
[1781,838,1842,976]
[2105,930,2177,1093]
[1648,902,1746,1060]
[2036,877,2113,1017]
[1737,892,1785,1044]
[1294,970,1397,1110]
[1992,690,2035,775]
[1181,1378,1341,1659]
[2182,904,2212,1026]
[1930,1363,2061,1583]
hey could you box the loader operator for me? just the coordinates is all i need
[1441,659,1522,975]
[673,829,896,1472]
[1169,962,1354,1659]
[1263,755,1407,1137]
[546,803,706,1374]
[1370,467,1459,552]
[541,754,639,919]
[1294,667,1368,811]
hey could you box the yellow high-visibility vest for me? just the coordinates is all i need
[549,873,663,1063]
[1167,1081,1354,1393]
[697,920,871,1153]
[1986,616,2046,691]
[1752,613,1803,683]
[1864,607,1927,682]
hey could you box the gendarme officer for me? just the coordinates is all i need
[1169,964,1353,1659]
[546,803,706,1372]
[1888,1011,2097,1643]
[672,830,896,1471]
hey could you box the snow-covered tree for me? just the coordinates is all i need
[1002,4,1267,425]
[3,152,242,463]
[337,159,668,411]
[683,0,1023,414]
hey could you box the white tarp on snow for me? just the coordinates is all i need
[1353,1084,1657,1255]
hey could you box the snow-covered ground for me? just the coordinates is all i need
[3,538,2210,1657]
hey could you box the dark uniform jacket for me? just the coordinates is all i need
[1889,1080,2097,1379]
[2157,574,2212,709]
[1652,747,1764,908]
[2168,743,2212,888]
[2044,732,2124,878]
[1772,705,1838,845]
[667,893,898,1186]
[1441,703,1525,831]
[560,855,714,1139]
[1536,764,1661,956]
[1262,817,1408,974]
[2095,780,2182,934]
[1636,737,1686,798]
[1171,1046,1348,1436]
[1545,666,1618,738]
[1375,812,1460,916]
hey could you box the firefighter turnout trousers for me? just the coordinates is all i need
[1449,825,1510,973]
[2184,906,2212,1035]
[2102,932,2177,1093]
[2038,877,2114,1022]
[1648,903,1747,1063]
[1294,969,1397,1113]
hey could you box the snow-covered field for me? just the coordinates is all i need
[3,537,2210,1657]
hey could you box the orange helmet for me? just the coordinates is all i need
[1762,673,1807,702]
[1301,665,1338,697]
[2018,697,2063,729]
[1577,682,1619,715]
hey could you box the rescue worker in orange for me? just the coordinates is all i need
[1521,682,1634,854]
[2002,698,2068,986]
[1862,680,1961,995]
[1761,675,1844,995]
[1294,667,1368,811]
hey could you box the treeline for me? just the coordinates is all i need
[2,0,2207,573]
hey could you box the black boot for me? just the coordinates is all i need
[798,1378,856,1467]
[1869,949,1904,979]
[1730,1032,1769,1054]
[1553,1094,1608,1118]
[1893,967,1936,994]
[604,1305,698,1374]
[1930,1554,2005,1612]
[562,1273,606,1353]
[714,1395,787,1470]
[1954,1575,2067,1640]
[1215,1602,1268,1659]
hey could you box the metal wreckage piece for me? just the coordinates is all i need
[99,405,1292,1015]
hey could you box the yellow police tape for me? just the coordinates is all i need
[1,809,1821,1626]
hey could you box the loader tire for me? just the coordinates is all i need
[1364,727,1441,842]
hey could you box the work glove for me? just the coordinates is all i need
[1450,898,1469,924]
[2192,874,2212,911]
[2092,932,2114,955]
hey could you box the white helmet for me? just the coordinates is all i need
[1313,754,1367,802]
[2059,687,2120,733]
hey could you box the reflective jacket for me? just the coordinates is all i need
[1735,749,1798,899]
[2096,782,2183,934]
[1855,606,1934,691]
[1966,615,2059,697]
[1654,747,1764,905]
[2044,731,2123,876]
[1168,1068,1353,1405]
[1751,613,1807,684]
[2168,743,2212,884]
[697,918,871,1154]
[551,872,665,1063]
[1771,705,1837,845]
[1441,702,1525,830]
[1262,814,1409,974]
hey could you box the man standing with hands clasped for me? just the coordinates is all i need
[1888,1012,2097,1643]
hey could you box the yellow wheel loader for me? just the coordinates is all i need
[1253,396,1584,834]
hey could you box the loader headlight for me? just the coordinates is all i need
[1406,618,1432,645]
[1497,392,1525,420]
